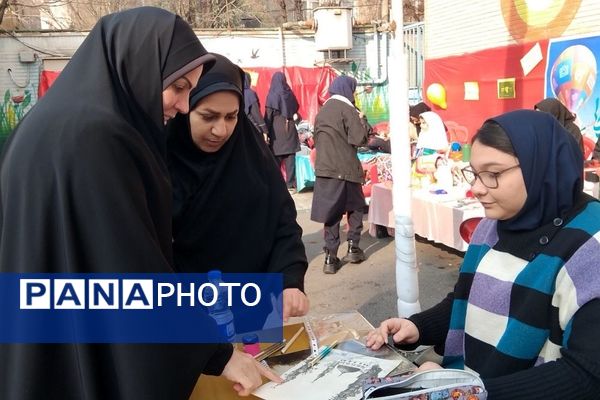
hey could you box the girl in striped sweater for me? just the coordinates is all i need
[367,109,600,399]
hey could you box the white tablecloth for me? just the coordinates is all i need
[367,183,485,252]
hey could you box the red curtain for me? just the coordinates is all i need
[38,70,61,98]
[246,66,338,124]
[38,66,338,124]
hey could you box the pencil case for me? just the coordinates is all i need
[362,368,487,400]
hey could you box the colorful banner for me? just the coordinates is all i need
[544,34,600,138]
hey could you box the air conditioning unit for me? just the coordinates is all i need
[313,6,353,51]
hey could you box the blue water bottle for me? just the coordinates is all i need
[206,270,236,342]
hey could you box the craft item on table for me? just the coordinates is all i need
[242,333,261,357]
[430,189,448,195]
[266,349,313,376]
[376,154,393,183]
[307,339,339,368]
[253,348,401,400]
[281,326,305,353]
[304,312,414,375]
[415,154,439,174]
[337,339,415,376]
[254,341,287,362]
[433,157,453,190]
[304,311,372,354]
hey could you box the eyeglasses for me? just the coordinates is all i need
[461,164,520,189]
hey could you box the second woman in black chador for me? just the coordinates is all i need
[167,54,309,321]
[264,71,301,191]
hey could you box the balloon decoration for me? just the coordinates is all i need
[426,83,447,109]
[551,44,597,113]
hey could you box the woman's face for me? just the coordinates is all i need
[469,140,527,220]
[162,65,204,125]
[189,91,239,152]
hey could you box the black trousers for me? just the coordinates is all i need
[324,209,364,255]
[278,154,296,189]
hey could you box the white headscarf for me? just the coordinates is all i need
[416,111,449,151]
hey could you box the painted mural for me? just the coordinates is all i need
[501,0,581,42]
[0,89,32,149]
[350,62,390,126]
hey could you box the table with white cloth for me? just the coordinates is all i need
[367,182,485,252]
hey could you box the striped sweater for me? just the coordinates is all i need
[408,194,600,399]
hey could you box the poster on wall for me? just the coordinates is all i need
[544,34,599,138]
[464,82,479,101]
[497,78,516,99]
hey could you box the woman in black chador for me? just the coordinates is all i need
[243,71,269,143]
[0,8,278,400]
[168,54,309,321]
[264,72,301,191]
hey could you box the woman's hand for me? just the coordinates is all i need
[365,318,420,350]
[220,349,283,396]
[282,288,309,322]
[415,361,442,372]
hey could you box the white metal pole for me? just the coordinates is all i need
[388,0,421,317]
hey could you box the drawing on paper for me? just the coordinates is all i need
[254,348,400,400]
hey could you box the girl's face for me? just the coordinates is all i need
[162,66,204,125]
[469,140,527,221]
[189,91,239,152]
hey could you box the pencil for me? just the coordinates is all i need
[281,326,305,353]
[253,340,286,362]
[308,339,339,368]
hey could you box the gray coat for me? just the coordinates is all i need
[313,98,369,183]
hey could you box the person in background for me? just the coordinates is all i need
[409,101,432,135]
[168,54,309,322]
[367,110,600,399]
[367,124,391,154]
[311,75,370,274]
[264,72,301,193]
[534,97,584,153]
[415,111,449,155]
[243,71,269,143]
[0,8,279,399]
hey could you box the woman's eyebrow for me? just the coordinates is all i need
[473,162,512,170]
[201,107,238,113]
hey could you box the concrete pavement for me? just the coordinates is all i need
[291,189,464,328]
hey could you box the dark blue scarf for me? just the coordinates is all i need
[490,109,583,231]
[265,71,298,119]
[328,75,357,104]
[243,72,259,115]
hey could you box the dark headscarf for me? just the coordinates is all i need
[167,54,307,291]
[265,71,299,119]
[534,98,584,152]
[328,75,357,104]
[0,8,226,400]
[243,71,260,114]
[409,102,432,119]
[488,109,583,231]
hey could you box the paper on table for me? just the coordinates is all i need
[254,349,400,400]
